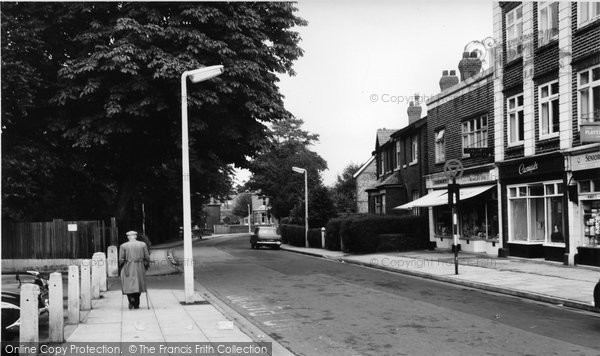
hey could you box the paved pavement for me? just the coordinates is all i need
[281,244,600,313]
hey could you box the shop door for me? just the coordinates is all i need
[529,198,546,242]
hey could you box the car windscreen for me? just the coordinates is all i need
[258,227,279,237]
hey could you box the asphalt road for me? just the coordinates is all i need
[180,234,600,356]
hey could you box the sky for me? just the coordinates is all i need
[236,0,494,187]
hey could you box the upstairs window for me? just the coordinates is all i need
[539,81,560,138]
[409,135,418,164]
[579,2,600,27]
[506,5,523,61]
[434,129,445,163]
[578,65,600,124]
[538,2,559,46]
[395,141,402,169]
[507,94,525,145]
[462,115,488,156]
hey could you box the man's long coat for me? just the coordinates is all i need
[119,240,150,294]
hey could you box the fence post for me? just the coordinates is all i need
[107,246,118,277]
[98,252,107,292]
[91,253,101,299]
[49,272,64,342]
[68,265,80,324]
[19,284,39,348]
[321,227,326,249]
[81,259,91,311]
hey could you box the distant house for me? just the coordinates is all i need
[229,192,276,226]
[353,156,376,213]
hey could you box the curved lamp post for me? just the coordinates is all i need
[181,65,224,303]
[292,166,308,248]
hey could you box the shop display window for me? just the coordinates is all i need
[580,179,600,246]
[507,181,565,244]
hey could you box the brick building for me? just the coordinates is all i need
[367,99,428,215]
[493,2,600,265]
[353,156,376,213]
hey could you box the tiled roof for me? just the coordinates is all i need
[376,129,398,146]
[365,173,404,191]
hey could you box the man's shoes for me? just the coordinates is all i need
[134,305,139,309]
[128,302,133,309]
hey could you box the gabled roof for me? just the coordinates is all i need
[353,156,375,179]
[376,129,397,148]
[365,172,404,191]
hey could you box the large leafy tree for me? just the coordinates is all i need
[1,2,306,240]
[246,117,334,227]
[331,163,361,214]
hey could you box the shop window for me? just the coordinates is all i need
[539,81,560,138]
[580,180,591,193]
[462,115,488,157]
[434,189,499,240]
[508,181,564,244]
[508,94,524,145]
[578,65,600,124]
[578,2,600,28]
[435,129,445,163]
[506,5,523,61]
[583,201,600,246]
[538,2,559,46]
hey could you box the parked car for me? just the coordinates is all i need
[250,226,281,249]
[594,278,600,309]
[1,271,49,338]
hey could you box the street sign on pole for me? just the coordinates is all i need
[443,159,463,275]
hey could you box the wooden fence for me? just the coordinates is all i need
[2,218,118,259]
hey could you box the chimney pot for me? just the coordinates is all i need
[458,51,482,81]
[442,70,449,76]
[439,69,459,91]
[450,70,456,76]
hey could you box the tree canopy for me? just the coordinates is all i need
[331,163,361,214]
[1,2,306,240]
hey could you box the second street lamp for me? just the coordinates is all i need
[292,166,308,248]
[181,65,224,304]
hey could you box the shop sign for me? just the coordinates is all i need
[580,123,600,143]
[580,193,600,200]
[571,150,600,171]
[427,170,496,188]
[500,154,564,180]
[463,147,493,158]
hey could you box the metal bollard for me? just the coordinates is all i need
[321,227,326,249]
[49,272,64,342]
[91,253,101,299]
[107,246,118,277]
[19,284,40,347]
[68,265,80,324]
[81,259,91,311]
[98,252,107,292]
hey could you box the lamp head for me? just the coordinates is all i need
[186,65,224,83]
[291,166,306,174]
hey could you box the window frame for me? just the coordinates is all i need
[538,2,559,47]
[434,128,445,164]
[461,115,488,157]
[578,2,600,28]
[507,181,564,245]
[395,140,402,169]
[578,64,600,125]
[538,80,560,139]
[409,135,418,165]
[507,94,525,146]
[506,5,524,62]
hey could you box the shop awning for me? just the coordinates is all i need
[394,190,448,210]
[394,184,495,210]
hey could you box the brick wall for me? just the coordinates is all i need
[427,78,495,175]
[355,159,376,213]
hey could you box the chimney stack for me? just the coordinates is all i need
[407,93,422,124]
[458,51,482,81]
[439,70,459,91]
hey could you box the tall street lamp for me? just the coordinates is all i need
[292,166,308,248]
[181,65,224,303]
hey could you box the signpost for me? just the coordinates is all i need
[444,159,463,275]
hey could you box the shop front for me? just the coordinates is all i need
[566,146,600,267]
[498,153,567,262]
[397,165,500,255]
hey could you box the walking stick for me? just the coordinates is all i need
[145,288,150,309]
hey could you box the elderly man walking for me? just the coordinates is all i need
[119,230,150,309]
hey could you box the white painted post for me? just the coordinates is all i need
[19,284,39,348]
[98,252,107,292]
[68,265,80,324]
[49,272,64,342]
[321,227,326,249]
[91,253,101,299]
[81,259,91,311]
[107,245,118,277]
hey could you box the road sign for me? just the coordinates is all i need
[443,159,464,179]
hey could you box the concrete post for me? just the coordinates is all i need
[107,246,118,277]
[19,284,39,347]
[98,252,107,292]
[91,253,101,299]
[81,259,91,310]
[68,265,80,324]
[49,272,64,342]
[321,227,326,249]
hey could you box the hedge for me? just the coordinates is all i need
[280,224,322,248]
[324,218,344,251]
[339,215,429,254]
